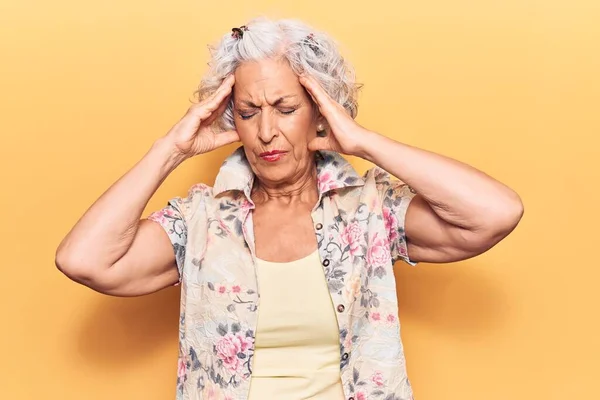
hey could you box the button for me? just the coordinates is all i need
[342,352,349,360]
[322,259,330,267]
[315,223,323,230]
[337,304,345,312]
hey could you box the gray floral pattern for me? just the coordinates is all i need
[148,147,417,400]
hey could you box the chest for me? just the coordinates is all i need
[185,192,389,296]
[177,193,408,394]
[251,203,318,262]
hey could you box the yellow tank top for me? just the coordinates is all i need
[248,250,345,400]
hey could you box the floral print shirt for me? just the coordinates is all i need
[148,147,418,400]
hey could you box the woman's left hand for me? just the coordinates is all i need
[299,74,373,157]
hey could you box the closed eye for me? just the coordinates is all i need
[238,107,297,119]
[239,112,256,120]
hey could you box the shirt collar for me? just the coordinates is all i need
[213,146,365,198]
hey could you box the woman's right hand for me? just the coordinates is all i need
[165,74,239,159]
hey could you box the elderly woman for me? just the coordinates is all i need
[56,17,523,400]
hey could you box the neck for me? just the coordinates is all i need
[252,165,319,206]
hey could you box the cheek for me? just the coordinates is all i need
[280,113,315,144]
[235,121,257,143]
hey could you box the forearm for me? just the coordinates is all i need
[358,131,523,232]
[56,138,186,269]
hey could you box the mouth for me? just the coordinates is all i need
[259,150,288,162]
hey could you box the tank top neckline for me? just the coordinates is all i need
[255,249,319,266]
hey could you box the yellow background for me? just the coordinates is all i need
[1,0,598,399]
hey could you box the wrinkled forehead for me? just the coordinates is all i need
[233,58,307,103]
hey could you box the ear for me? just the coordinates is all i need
[316,116,328,137]
[315,113,328,127]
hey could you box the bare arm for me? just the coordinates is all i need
[55,75,239,296]
[359,134,524,263]
[299,73,524,264]
[55,139,186,296]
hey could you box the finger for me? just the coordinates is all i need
[307,136,331,152]
[195,74,234,111]
[203,77,235,113]
[213,129,240,148]
[188,84,232,126]
[299,75,336,117]
[213,75,236,100]
[180,75,234,133]
[203,93,231,126]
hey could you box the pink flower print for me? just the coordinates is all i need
[215,333,253,373]
[367,232,391,269]
[218,218,231,234]
[343,331,352,349]
[386,314,396,324]
[204,386,219,399]
[148,210,167,225]
[356,391,367,400]
[218,285,227,294]
[231,285,241,294]
[242,199,253,211]
[344,274,361,300]
[398,243,408,258]
[383,206,399,244]
[371,371,385,387]
[190,182,209,193]
[371,312,381,321]
[341,221,364,256]
[318,170,337,193]
[201,382,227,400]
[149,207,178,227]
[177,356,187,380]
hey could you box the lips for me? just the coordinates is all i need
[259,150,288,162]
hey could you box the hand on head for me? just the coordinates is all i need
[298,74,370,157]
[164,74,240,159]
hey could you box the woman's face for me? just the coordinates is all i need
[232,58,321,186]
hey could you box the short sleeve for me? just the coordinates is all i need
[381,180,418,266]
[147,198,188,281]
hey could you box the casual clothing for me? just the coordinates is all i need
[148,147,418,400]
[247,250,345,399]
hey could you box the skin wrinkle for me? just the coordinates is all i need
[233,58,324,205]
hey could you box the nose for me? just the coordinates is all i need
[257,109,278,143]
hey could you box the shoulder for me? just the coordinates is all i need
[186,182,214,198]
[361,166,416,199]
[172,183,215,219]
[362,166,403,190]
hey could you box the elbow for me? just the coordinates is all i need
[496,191,524,234]
[55,249,125,295]
[478,193,525,248]
[55,248,108,289]
[55,249,91,283]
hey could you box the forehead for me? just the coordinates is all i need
[233,58,304,99]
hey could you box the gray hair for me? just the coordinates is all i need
[194,17,362,131]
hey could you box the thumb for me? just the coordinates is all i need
[308,137,331,152]
[214,130,240,148]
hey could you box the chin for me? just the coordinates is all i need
[254,161,297,185]
[256,168,293,185]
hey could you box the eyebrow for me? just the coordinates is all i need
[239,95,298,108]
